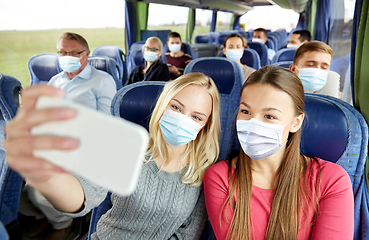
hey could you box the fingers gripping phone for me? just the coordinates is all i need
[31,97,149,196]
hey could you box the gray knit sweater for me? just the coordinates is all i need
[64,160,207,240]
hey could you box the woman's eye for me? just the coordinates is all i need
[265,115,275,120]
[241,109,250,115]
[172,105,180,111]
[192,116,201,121]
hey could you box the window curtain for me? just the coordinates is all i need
[314,0,331,42]
[125,2,136,50]
[210,11,217,32]
[187,8,196,43]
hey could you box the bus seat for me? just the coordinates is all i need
[163,42,194,58]
[272,61,293,69]
[0,221,9,240]
[265,38,276,51]
[184,57,244,160]
[272,48,296,63]
[88,56,122,90]
[248,42,269,67]
[92,46,127,85]
[217,33,229,45]
[217,48,261,70]
[209,32,220,44]
[0,74,23,239]
[28,54,62,85]
[194,34,211,44]
[87,81,166,240]
[226,93,369,239]
[268,34,280,50]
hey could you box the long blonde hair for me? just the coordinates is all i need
[147,72,221,186]
[225,66,321,239]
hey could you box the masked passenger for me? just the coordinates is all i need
[204,66,354,240]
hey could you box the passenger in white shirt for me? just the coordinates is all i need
[252,28,275,61]
[20,32,116,240]
[289,41,339,98]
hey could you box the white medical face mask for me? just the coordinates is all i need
[226,49,243,61]
[59,56,81,73]
[296,66,329,92]
[236,118,291,160]
[287,43,300,49]
[168,44,181,53]
[252,38,264,44]
[144,51,159,62]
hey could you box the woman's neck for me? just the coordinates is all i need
[250,148,285,189]
[170,51,184,58]
[154,144,189,173]
[143,61,154,73]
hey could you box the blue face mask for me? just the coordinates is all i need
[169,44,181,53]
[59,56,81,73]
[144,51,159,62]
[297,67,329,92]
[159,109,203,146]
[226,49,243,61]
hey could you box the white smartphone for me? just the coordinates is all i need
[31,96,149,196]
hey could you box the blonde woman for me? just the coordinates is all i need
[204,66,354,239]
[127,37,170,85]
[5,72,221,240]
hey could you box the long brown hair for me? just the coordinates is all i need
[225,66,321,239]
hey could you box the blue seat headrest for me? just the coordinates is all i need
[301,94,348,162]
[28,54,61,84]
[185,58,236,94]
[117,83,165,131]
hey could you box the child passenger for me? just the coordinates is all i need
[126,37,170,85]
[5,72,221,240]
[204,66,354,240]
[165,32,192,80]
[223,34,255,82]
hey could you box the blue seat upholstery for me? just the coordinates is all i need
[248,42,269,67]
[195,34,211,44]
[164,42,194,58]
[217,33,229,45]
[272,61,293,69]
[209,32,220,44]
[88,56,122,90]
[268,34,280,50]
[217,48,261,70]
[271,48,296,63]
[226,93,369,239]
[87,81,166,240]
[184,57,244,160]
[265,38,276,51]
[28,54,62,85]
[92,45,127,85]
[0,74,23,238]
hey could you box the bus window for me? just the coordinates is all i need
[240,6,299,32]
[192,9,212,43]
[0,0,125,87]
[215,11,233,32]
[329,0,355,59]
[147,3,189,42]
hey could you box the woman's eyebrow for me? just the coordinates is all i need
[172,99,184,107]
[263,107,282,113]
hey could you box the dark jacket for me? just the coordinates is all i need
[126,60,170,85]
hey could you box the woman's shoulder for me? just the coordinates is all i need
[310,158,352,193]
[204,160,229,179]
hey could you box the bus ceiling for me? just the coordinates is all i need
[125,0,310,15]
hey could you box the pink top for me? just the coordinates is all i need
[203,158,354,240]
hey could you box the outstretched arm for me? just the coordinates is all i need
[5,85,85,213]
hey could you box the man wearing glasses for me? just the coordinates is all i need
[49,32,116,115]
[21,32,116,240]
